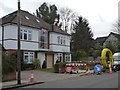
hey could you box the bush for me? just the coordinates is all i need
[54,62,66,73]
[54,63,59,73]
[2,52,16,81]
[22,63,34,70]
[33,59,41,70]
[2,53,16,75]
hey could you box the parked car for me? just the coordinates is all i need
[112,52,120,71]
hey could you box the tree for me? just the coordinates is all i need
[112,20,120,34]
[112,20,120,52]
[92,43,103,60]
[71,16,94,54]
[36,2,60,26]
[59,8,77,32]
[104,42,118,53]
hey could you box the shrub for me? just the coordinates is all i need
[22,62,34,70]
[2,53,16,76]
[54,63,59,73]
[54,62,66,73]
[33,59,41,70]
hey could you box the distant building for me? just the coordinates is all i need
[0,10,71,68]
[95,32,120,50]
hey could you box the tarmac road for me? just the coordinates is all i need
[22,71,119,88]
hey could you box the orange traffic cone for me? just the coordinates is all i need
[109,64,112,74]
[29,71,35,82]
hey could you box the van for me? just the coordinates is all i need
[113,52,120,71]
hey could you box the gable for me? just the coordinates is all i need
[105,34,118,42]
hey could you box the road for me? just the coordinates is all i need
[21,72,118,88]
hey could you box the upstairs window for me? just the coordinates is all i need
[25,16,29,20]
[57,36,66,45]
[20,30,32,41]
[38,29,48,49]
[36,19,40,23]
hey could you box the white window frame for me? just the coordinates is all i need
[38,29,48,49]
[24,52,34,64]
[57,36,66,45]
[57,53,63,62]
[65,54,70,62]
[20,29,32,41]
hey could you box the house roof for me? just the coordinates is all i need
[1,10,70,35]
[95,36,108,45]
[51,25,71,36]
[109,32,120,41]
[95,32,120,45]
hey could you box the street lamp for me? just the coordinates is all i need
[17,0,21,84]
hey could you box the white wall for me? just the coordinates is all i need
[37,52,45,68]
[4,25,17,39]
[54,53,58,64]
[3,24,40,50]
[49,32,70,52]
[0,26,2,44]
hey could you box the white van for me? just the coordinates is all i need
[113,52,120,71]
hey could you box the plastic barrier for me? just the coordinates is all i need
[66,63,87,67]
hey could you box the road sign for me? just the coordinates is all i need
[94,64,102,72]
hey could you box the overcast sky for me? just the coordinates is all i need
[0,0,119,39]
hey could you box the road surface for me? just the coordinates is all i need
[22,71,118,88]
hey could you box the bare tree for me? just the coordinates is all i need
[112,20,120,34]
[59,8,77,33]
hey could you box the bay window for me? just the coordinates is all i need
[38,29,48,49]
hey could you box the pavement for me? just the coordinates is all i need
[1,70,94,89]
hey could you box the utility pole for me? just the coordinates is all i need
[17,0,21,84]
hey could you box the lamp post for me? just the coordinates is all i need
[17,0,21,84]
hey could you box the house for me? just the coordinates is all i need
[95,36,108,46]
[95,32,120,50]
[0,10,71,68]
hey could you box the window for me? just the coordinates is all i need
[20,30,32,40]
[57,36,66,45]
[36,19,40,23]
[24,30,27,40]
[57,53,63,62]
[65,54,70,62]
[25,16,29,20]
[24,52,34,63]
[57,36,60,44]
[38,29,48,49]
[63,37,65,45]
[28,31,32,40]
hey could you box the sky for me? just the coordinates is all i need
[0,0,119,39]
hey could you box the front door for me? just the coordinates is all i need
[46,54,53,68]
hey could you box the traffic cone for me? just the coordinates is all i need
[109,64,112,74]
[29,71,35,82]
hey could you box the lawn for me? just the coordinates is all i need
[40,68,55,73]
